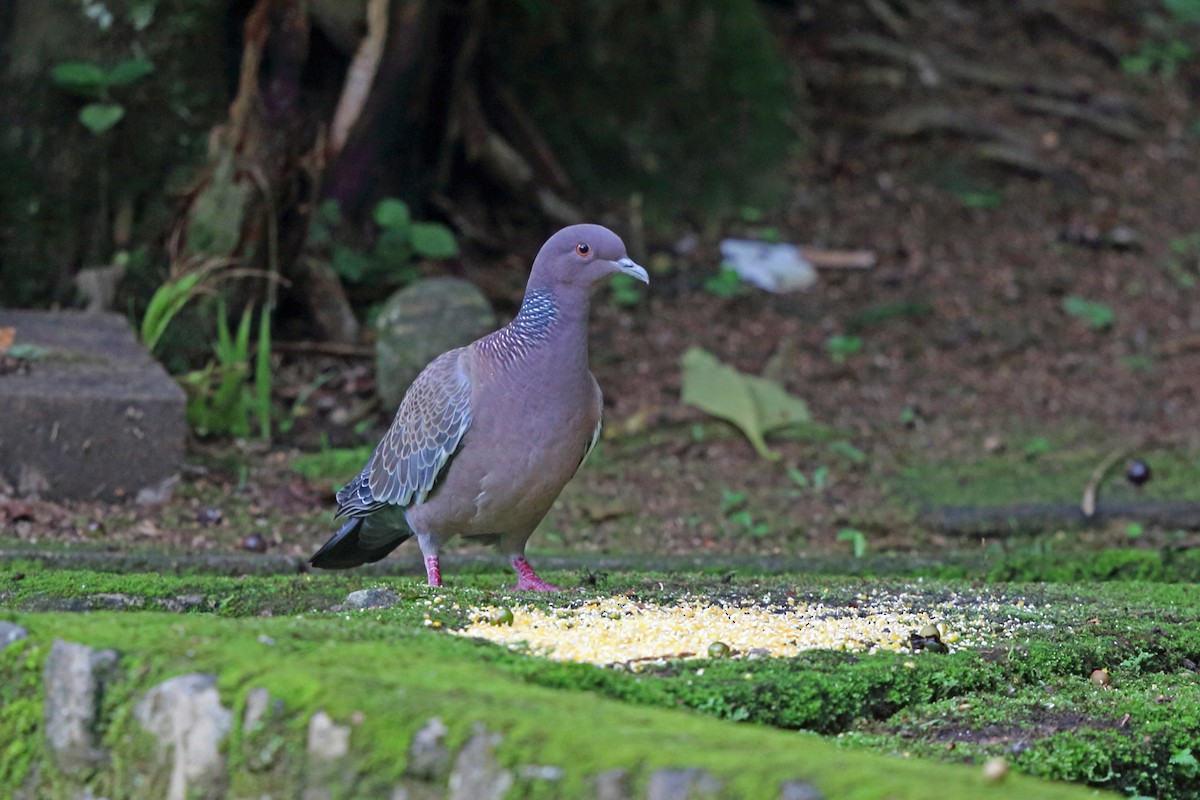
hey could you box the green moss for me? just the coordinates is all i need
[0,639,43,793]
[9,571,1200,796]
[894,438,1200,509]
[5,608,1101,799]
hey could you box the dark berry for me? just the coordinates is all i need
[1126,459,1151,486]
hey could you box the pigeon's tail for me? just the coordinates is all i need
[309,510,412,569]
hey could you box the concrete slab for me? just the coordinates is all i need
[0,310,186,501]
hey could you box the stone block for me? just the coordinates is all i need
[0,310,185,501]
[374,278,496,408]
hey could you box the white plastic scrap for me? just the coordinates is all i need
[719,239,818,293]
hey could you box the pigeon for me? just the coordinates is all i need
[309,224,649,590]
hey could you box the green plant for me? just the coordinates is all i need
[1023,436,1053,459]
[829,441,867,464]
[680,347,811,461]
[812,466,830,491]
[5,344,48,361]
[846,302,932,334]
[609,273,646,307]
[825,335,863,363]
[1062,296,1115,331]
[310,198,457,288]
[1122,40,1191,78]
[703,267,747,298]
[836,528,868,558]
[955,188,1004,210]
[276,370,338,436]
[140,271,206,353]
[1165,234,1200,288]
[51,57,154,135]
[719,488,770,537]
[1165,0,1200,23]
[179,299,273,439]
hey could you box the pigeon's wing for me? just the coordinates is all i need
[574,375,604,475]
[336,349,474,517]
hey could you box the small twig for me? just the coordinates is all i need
[973,142,1085,189]
[1081,448,1127,518]
[1014,95,1143,142]
[799,247,876,270]
[272,340,375,358]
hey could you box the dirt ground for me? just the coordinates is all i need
[3,1,1200,566]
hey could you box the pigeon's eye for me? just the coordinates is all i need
[575,243,590,257]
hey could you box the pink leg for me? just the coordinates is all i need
[424,555,443,587]
[510,556,561,592]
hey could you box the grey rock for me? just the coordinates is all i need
[447,724,512,800]
[520,764,564,781]
[645,767,722,800]
[43,639,119,775]
[780,781,826,800]
[242,687,271,733]
[374,278,496,407]
[159,594,209,613]
[594,768,632,800]
[74,263,125,313]
[388,782,444,800]
[0,310,186,502]
[307,710,351,762]
[344,587,400,610]
[0,621,27,650]
[406,716,450,780]
[134,673,232,800]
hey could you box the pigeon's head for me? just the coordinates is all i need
[530,223,649,292]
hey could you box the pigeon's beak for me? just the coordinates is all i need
[615,257,650,284]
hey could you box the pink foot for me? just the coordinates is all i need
[511,557,561,592]
[424,555,443,587]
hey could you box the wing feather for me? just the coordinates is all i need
[336,349,473,517]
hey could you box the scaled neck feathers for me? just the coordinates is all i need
[477,289,563,366]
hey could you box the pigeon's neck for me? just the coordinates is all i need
[478,288,590,370]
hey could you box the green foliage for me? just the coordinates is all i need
[1165,0,1200,22]
[6,343,48,361]
[836,528,869,558]
[825,335,863,363]
[680,346,811,460]
[703,268,747,298]
[829,440,867,464]
[140,271,206,353]
[1164,233,1200,288]
[955,188,1004,209]
[1122,40,1192,77]
[1062,296,1115,331]
[719,488,770,537]
[179,300,273,439]
[311,198,458,288]
[846,302,932,334]
[1023,435,1053,458]
[290,445,373,482]
[608,273,646,307]
[51,57,154,136]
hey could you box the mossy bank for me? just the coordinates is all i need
[5,567,1196,798]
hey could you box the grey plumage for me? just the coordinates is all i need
[309,224,648,590]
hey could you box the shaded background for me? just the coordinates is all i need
[2,0,1200,563]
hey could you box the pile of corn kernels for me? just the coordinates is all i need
[452,590,1041,667]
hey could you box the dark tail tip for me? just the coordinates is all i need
[309,517,404,570]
